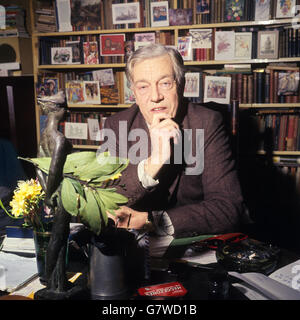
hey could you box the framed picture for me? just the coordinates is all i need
[134,32,156,43]
[177,36,193,61]
[100,34,125,56]
[278,71,300,95]
[83,81,101,104]
[65,40,81,64]
[65,122,88,140]
[169,8,193,26]
[196,0,210,14]
[254,0,271,21]
[235,32,252,59]
[276,0,296,18]
[150,1,169,27]
[65,81,85,104]
[224,0,245,22]
[92,69,115,86]
[257,30,279,59]
[184,73,200,98]
[214,31,235,60]
[83,41,99,64]
[112,2,140,25]
[51,47,72,64]
[189,29,212,49]
[204,76,231,104]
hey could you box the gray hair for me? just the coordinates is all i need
[125,43,185,91]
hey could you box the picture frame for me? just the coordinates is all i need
[169,8,193,26]
[65,122,88,140]
[235,32,252,59]
[51,47,72,64]
[150,1,169,27]
[276,0,296,18]
[134,32,156,43]
[92,69,115,86]
[177,36,193,61]
[83,41,99,64]
[224,0,245,22]
[214,31,235,60]
[278,71,300,96]
[257,30,279,59]
[196,0,210,14]
[112,2,140,25]
[184,73,200,98]
[254,0,271,21]
[65,80,85,104]
[100,34,125,56]
[83,81,101,104]
[204,76,231,104]
[189,29,212,49]
[65,40,81,64]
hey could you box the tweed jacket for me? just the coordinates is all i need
[104,101,243,238]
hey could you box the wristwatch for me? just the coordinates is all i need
[143,211,154,232]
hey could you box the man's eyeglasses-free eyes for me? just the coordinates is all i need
[134,79,176,96]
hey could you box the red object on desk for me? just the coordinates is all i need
[194,233,248,250]
[138,281,187,297]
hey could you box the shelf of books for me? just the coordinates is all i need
[30,0,300,151]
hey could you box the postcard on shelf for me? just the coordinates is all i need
[254,0,271,21]
[87,118,101,141]
[65,40,81,64]
[70,0,102,30]
[100,86,119,104]
[204,76,231,104]
[184,73,200,98]
[134,41,152,51]
[51,47,72,64]
[92,68,115,86]
[257,30,279,59]
[65,122,88,140]
[65,81,85,104]
[124,73,135,104]
[278,71,300,95]
[224,0,245,22]
[189,29,212,49]
[276,0,296,18]
[37,77,59,97]
[169,8,193,26]
[235,32,252,59]
[196,0,210,14]
[112,2,140,25]
[134,32,156,43]
[177,36,193,61]
[83,81,101,104]
[83,41,99,64]
[214,31,235,60]
[56,0,72,31]
[100,34,125,56]
[150,1,169,27]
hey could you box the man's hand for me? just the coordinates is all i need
[145,113,180,178]
[107,206,148,230]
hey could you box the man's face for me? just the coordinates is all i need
[131,54,179,125]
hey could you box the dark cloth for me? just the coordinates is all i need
[104,102,243,238]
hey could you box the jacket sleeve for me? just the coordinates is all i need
[167,111,243,238]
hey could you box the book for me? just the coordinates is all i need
[230,259,300,300]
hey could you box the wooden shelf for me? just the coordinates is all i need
[240,103,300,108]
[73,145,99,150]
[67,103,130,108]
[257,150,300,156]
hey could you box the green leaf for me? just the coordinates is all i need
[96,188,128,214]
[79,187,102,235]
[63,151,97,173]
[19,157,52,174]
[92,191,108,227]
[61,178,86,216]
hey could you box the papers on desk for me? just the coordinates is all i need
[1,236,35,255]
[0,251,38,292]
[230,259,300,300]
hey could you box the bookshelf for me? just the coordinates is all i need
[29,0,300,155]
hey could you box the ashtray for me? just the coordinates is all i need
[215,238,280,275]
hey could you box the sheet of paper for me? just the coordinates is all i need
[269,259,300,291]
[229,271,300,300]
[182,249,217,265]
[1,236,35,255]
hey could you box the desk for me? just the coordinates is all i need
[4,245,300,300]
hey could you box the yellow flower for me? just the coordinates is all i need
[109,172,122,180]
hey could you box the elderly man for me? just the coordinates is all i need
[103,44,243,255]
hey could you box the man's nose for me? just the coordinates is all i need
[150,84,163,102]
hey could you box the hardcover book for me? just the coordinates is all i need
[224,0,245,22]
